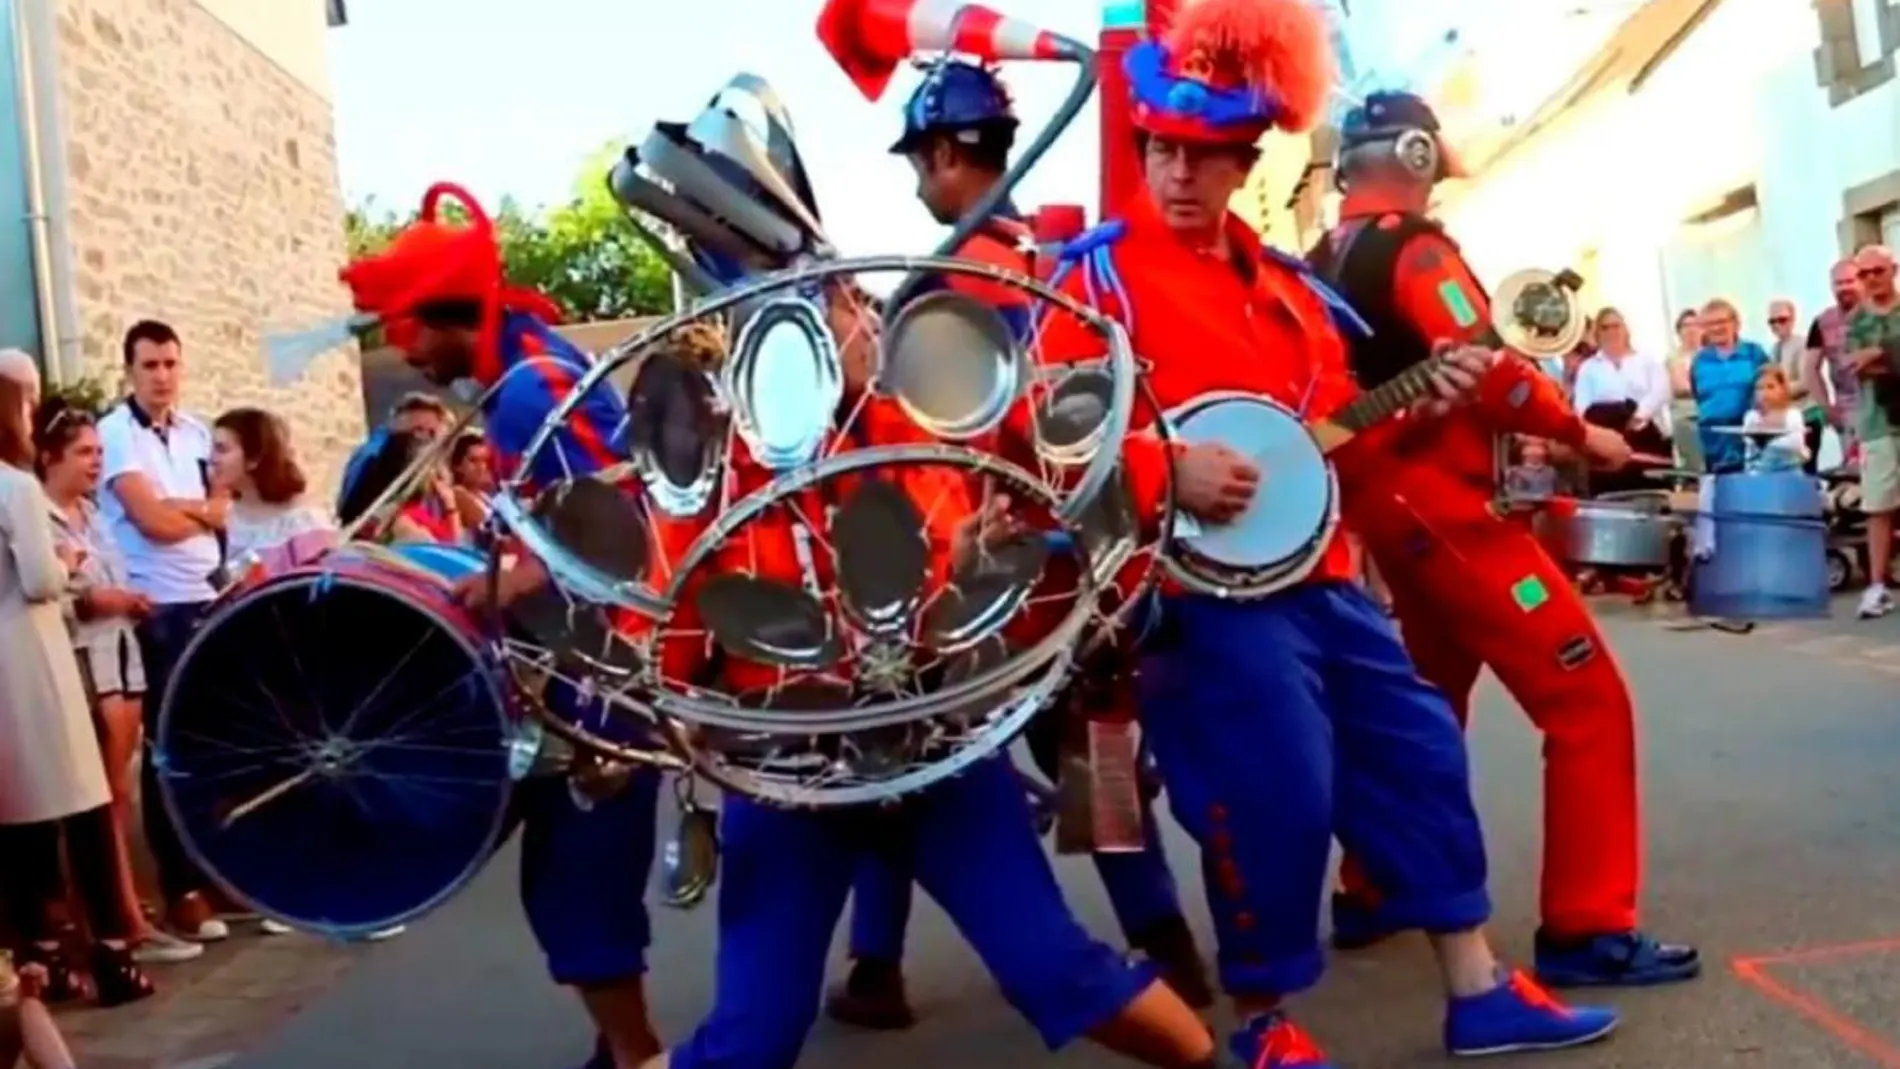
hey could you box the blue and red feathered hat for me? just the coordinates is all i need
[889,58,1019,154]
[1125,0,1335,145]
[339,182,564,383]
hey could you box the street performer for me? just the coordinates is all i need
[338,183,663,1069]
[1306,90,1700,989]
[1030,1,1622,1064]
[826,56,1208,1033]
[638,302,1222,1069]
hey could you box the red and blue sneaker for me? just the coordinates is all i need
[1534,929,1701,987]
[1443,970,1619,1057]
[1228,1011,1337,1069]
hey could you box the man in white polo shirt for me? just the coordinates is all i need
[97,319,230,943]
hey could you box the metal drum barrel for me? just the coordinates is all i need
[157,541,520,938]
[1691,472,1830,620]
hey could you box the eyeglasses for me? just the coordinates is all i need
[1768,316,1792,326]
[1859,266,1895,281]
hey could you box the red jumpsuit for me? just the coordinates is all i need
[1321,200,1641,938]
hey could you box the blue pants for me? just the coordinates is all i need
[845,786,1183,961]
[512,771,659,987]
[1138,582,1490,998]
[669,756,1154,1069]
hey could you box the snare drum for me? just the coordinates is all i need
[1160,392,1338,600]
[156,541,522,938]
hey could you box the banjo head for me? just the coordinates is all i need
[1165,394,1335,574]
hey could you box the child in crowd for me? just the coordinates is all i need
[1742,366,1809,474]
[1506,436,1559,502]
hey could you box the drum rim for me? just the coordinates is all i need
[155,567,517,939]
[1158,390,1340,600]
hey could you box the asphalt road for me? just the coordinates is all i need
[225,602,1900,1069]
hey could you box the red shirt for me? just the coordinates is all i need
[1335,193,1587,531]
[1036,194,1396,586]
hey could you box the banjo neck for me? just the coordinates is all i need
[1309,356,1450,455]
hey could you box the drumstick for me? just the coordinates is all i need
[219,767,318,829]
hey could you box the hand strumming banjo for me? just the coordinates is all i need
[1162,353,1482,600]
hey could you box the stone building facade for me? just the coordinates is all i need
[26,0,362,498]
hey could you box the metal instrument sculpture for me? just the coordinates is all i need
[485,3,1163,814]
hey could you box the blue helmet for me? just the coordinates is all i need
[889,60,1019,155]
[1336,90,1468,180]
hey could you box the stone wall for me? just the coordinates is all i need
[49,0,363,501]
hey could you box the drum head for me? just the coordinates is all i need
[1170,397,1332,569]
[626,349,724,517]
[1036,368,1113,464]
[880,291,1021,440]
[534,478,650,584]
[696,573,842,669]
[158,572,513,937]
[727,298,841,470]
[1508,279,1571,343]
[832,479,928,636]
[922,534,1049,653]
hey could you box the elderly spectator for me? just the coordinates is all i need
[1690,299,1772,475]
[35,397,202,965]
[95,320,229,943]
[210,408,331,566]
[1807,259,1865,464]
[1846,244,1900,619]
[1665,310,1704,470]
[1767,299,1826,472]
[0,350,155,1006]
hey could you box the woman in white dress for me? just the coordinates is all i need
[0,350,155,1005]
[209,408,332,568]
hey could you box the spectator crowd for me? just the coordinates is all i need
[1,318,495,1063]
[1498,244,1900,619]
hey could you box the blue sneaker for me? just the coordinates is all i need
[1534,929,1701,987]
[1444,970,1618,1057]
[1228,1011,1338,1069]
[1328,891,1408,951]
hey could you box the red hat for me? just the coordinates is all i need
[1125,0,1335,146]
[339,183,562,383]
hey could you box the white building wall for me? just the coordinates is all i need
[1439,0,1893,358]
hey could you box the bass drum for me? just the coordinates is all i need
[156,542,521,938]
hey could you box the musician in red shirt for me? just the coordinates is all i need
[1032,2,1620,1065]
[1307,91,1699,990]
[826,57,1206,1033]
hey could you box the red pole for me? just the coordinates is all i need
[1098,0,1179,218]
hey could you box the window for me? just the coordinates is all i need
[1852,0,1887,68]
[1883,206,1900,251]
[326,0,347,27]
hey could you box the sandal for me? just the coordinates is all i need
[91,943,155,1008]
[17,942,85,1004]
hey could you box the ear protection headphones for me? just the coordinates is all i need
[1335,126,1442,190]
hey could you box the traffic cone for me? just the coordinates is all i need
[818,0,1078,100]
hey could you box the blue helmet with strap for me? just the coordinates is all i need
[889,59,1019,155]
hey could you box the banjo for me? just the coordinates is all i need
[1163,354,1471,599]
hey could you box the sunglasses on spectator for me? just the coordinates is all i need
[1859,266,1894,280]
[1768,315,1791,325]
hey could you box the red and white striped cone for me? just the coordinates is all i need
[818,0,1079,99]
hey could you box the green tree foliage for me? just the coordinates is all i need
[342,144,674,323]
[47,374,115,414]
